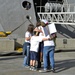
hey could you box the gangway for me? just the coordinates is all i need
[37,3,75,25]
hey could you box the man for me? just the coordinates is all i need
[39,19,57,73]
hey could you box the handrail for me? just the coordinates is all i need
[36,3,75,12]
[38,12,75,25]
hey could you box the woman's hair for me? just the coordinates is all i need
[41,22,47,27]
[36,21,46,27]
[36,22,41,27]
[27,24,34,33]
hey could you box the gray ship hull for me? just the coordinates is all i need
[0,0,36,38]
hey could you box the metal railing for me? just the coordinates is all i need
[36,3,75,12]
[36,3,75,25]
[38,12,75,25]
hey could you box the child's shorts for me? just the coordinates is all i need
[30,51,38,60]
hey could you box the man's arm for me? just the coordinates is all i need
[50,33,57,40]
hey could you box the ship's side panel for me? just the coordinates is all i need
[0,0,36,38]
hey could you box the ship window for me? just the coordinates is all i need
[22,1,31,10]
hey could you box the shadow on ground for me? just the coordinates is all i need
[55,59,75,73]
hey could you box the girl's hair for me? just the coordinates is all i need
[27,24,34,33]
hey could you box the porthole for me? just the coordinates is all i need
[22,1,31,10]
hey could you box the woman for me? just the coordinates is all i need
[35,22,44,69]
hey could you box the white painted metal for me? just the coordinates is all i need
[38,12,75,25]
[37,3,75,25]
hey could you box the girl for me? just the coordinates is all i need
[23,24,34,67]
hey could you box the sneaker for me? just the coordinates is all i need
[39,69,50,73]
[24,65,29,68]
[30,67,32,70]
[32,67,37,71]
[51,68,55,73]
[29,66,33,70]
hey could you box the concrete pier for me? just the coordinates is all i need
[0,51,75,75]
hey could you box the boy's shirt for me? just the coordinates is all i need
[30,36,43,52]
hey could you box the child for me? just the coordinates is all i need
[23,24,34,67]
